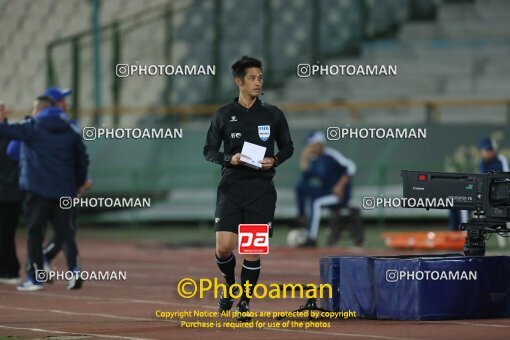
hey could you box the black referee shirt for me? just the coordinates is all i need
[204,97,294,180]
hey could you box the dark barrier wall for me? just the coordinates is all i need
[320,255,510,320]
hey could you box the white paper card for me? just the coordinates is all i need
[240,141,266,169]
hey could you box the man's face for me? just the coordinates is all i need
[57,99,67,112]
[31,100,41,116]
[235,67,263,97]
[480,149,496,161]
[309,143,324,155]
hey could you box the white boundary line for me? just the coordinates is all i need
[436,320,510,328]
[7,290,203,309]
[0,303,412,340]
[80,261,318,277]
[0,324,154,340]
[3,294,509,340]
[4,290,510,329]
[265,327,414,340]
[0,305,164,323]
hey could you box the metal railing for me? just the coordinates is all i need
[11,97,510,124]
[44,0,434,125]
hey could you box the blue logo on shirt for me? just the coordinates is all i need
[258,125,270,141]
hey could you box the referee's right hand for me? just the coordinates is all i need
[230,153,249,166]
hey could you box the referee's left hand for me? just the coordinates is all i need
[259,157,275,170]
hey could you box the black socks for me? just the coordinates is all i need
[216,254,261,305]
[215,253,236,286]
[239,259,261,305]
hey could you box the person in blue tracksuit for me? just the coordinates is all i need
[295,131,356,247]
[0,96,89,291]
[8,87,75,161]
[479,137,508,247]
[7,88,92,274]
[478,137,509,173]
[448,137,509,232]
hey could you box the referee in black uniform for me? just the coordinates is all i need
[204,56,293,321]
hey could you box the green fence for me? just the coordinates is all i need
[46,0,437,125]
[84,124,510,196]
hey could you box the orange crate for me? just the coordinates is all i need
[381,231,466,250]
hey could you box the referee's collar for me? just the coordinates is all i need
[233,96,261,111]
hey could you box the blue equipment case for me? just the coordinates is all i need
[320,255,510,320]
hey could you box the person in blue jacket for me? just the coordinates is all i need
[478,137,509,173]
[295,131,356,247]
[7,87,75,161]
[7,87,74,161]
[0,95,89,291]
[479,137,508,247]
[7,88,92,275]
[448,137,509,244]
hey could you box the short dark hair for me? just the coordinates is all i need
[35,95,56,107]
[231,56,262,79]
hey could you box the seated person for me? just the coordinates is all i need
[295,131,356,247]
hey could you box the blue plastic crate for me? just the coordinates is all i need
[320,255,510,320]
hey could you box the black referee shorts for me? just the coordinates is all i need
[214,177,277,234]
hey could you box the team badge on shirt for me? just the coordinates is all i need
[258,125,270,141]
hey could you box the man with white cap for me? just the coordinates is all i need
[449,137,508,248]
[295,131,356,247]
[477,137,508,248]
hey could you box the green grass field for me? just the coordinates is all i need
[50,223,510,254]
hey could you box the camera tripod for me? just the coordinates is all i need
[461,217,510,256]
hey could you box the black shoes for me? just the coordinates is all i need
[236,300,252,322]
[218,284,239,312]
[217,281,253,322]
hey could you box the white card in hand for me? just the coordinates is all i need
[240,141,266,169]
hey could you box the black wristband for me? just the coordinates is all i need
[223,154,232,165]
[273,155,279,167]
